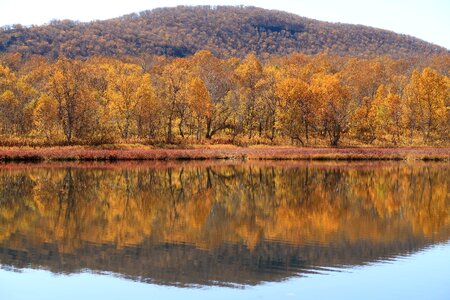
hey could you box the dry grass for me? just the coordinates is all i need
[2,160,449,173]
[0,146,449,162]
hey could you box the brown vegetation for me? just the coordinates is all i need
[1,6,447,59]
[0,146,448,161]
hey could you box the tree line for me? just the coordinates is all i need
[0,51,449,146]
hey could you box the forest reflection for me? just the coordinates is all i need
[0,161,449,286]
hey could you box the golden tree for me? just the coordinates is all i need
[312,73,353,146]
[404,68,449,143]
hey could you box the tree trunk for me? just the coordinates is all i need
[167,116,173,144]
[206,118,212,139]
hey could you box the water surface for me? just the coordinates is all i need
[0,161,449,298]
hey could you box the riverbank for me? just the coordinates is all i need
[0,146,449,162]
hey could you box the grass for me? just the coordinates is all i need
[0,146,449,162]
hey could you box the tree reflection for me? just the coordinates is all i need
[0,162,448,286]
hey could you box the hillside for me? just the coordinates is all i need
[0,6,447,59]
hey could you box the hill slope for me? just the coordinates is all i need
[0,6,447,59]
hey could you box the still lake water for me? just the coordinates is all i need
[0,161,449,299]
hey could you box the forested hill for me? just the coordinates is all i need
[0,6,447,59]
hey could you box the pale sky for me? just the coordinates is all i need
[0,0,449,49]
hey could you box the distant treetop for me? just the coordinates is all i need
[0,6,448,59]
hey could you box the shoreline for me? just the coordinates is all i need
[0,146,449,162]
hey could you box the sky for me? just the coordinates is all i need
[0,0,449,49]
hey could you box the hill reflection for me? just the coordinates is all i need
[0,161,449,286]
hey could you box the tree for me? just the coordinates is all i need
[235,53,265,139]
[192,50,234,139]
[385,91,404,144]
[156,58,191,143]
[135,74,161,141]
[257,65,279,141]
[404,68,449,143]
[368,85,404,144]
[47,59,95,143]
[105,61,151,140]
[33,94,60,141]
[343,59,386,143]
[276,76,315,145]
[312,73,353,146]
[186,77,211,141]
[0,64,37,136]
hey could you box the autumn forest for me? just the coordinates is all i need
[0,6,449,148]
[0,50,448,147]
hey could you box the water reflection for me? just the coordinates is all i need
[0,161,448,287]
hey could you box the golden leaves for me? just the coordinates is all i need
[0,52,449,146]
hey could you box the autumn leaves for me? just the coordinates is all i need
[0,51,449,146]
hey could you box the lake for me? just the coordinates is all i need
[0,161,449,299]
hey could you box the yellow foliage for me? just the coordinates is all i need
[0,53,449,146]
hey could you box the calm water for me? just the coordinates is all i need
[0,161,449,299]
